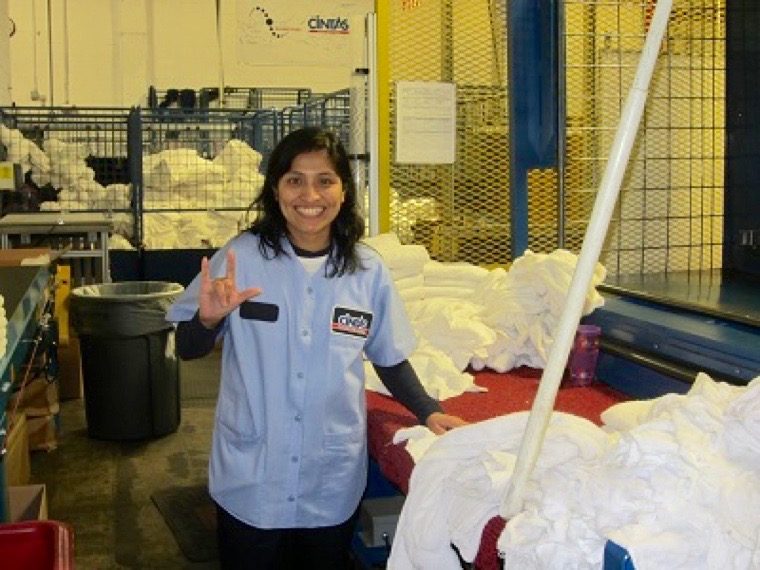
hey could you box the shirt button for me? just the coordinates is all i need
[301,329,308,337]
[291,456,298,463]
[307,286,313,294]
[294,414,302,422]
[297,372,304,379]
[287,495,295,502]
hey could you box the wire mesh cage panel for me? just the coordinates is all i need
[279,89,353,149]
[384,0,510,266]
[148,86,314,111]
[247,87,314,110]
[561,0,726,277]
[139,108,267,249]
[0,106,135,241]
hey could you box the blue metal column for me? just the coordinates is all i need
[127,107,144,251]
[508,0,560,257]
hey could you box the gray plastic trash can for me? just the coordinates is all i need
[70,281,184,440]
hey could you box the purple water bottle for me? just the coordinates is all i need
[567,324,601,387]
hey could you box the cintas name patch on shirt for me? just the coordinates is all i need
[331,306,373,338]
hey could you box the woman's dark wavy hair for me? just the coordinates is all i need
[248,127,365,277]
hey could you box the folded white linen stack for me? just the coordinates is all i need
[362,235,608,401]
[363,232,430,280]
[0,294,7,361]
[422,260,489,300]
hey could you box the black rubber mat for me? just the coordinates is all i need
[151,484,217,562]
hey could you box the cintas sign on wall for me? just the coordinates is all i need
[236,1,368,67]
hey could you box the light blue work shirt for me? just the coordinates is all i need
[166,233,416,528]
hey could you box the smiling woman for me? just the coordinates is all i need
[166,127,466,570]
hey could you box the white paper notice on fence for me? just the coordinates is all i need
[395,81,456,164]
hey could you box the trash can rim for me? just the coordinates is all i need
[71,281,184,302]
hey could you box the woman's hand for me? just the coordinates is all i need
[425,412,468,435]
[198,249,262,329]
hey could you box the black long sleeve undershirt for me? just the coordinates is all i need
[175,313,443,424]
[372,360,442,424]
[175,312,220,360]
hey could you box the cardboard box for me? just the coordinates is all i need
[8,377,60,417]
[0,248,54,267]
[4,412,31,486]
[56,337,83,400]
[26,415,58,452]
[8,484,48,522]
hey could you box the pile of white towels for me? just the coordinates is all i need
[0,124,264,250]
[140,139,264,249]
[388,372,760,570]
[0,125,132,217]
[362,232,606,400]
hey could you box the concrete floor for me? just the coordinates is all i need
[30,352,221,569]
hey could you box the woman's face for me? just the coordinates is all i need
[276,149,345,252]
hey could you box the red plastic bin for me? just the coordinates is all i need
[0,520,74,569]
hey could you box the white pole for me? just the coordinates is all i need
[500,0,674,519]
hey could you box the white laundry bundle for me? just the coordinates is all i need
[363,233,431,280]
[0,124,50,174]
[0,294,7,361]
[142,213,184,249]
[388,411,608,569]
[475,249,606,371]
[225,172,265,208]
[143,148,226,189]
[360,235,608,401]
[212,139,263,175]
[388,372,760,570]
[364,337,484,401]
[406,298,496,371]
[30,137,96,189]
[142,211,241,249]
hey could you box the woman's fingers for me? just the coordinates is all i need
[226,249,237,282]
[238,287,263,302]
[201,248,261,310]
[200,256,211,290]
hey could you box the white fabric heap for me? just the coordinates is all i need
[422,260,489,300]
[142,143,264,212]
[0,128,134,243]
[0,124,50,175]
[388,373,760,570]
[475,249,606,372]
[363,234,606,400]
[142,211,242,249]
[0,294,7,361]
[363,233,431,280]
[388,412,607,569]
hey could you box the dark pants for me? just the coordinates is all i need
[216,503,358,570]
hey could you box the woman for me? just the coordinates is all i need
[167,127,466,569]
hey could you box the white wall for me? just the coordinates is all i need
[0,0,10,105]
[6,0,372,107]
